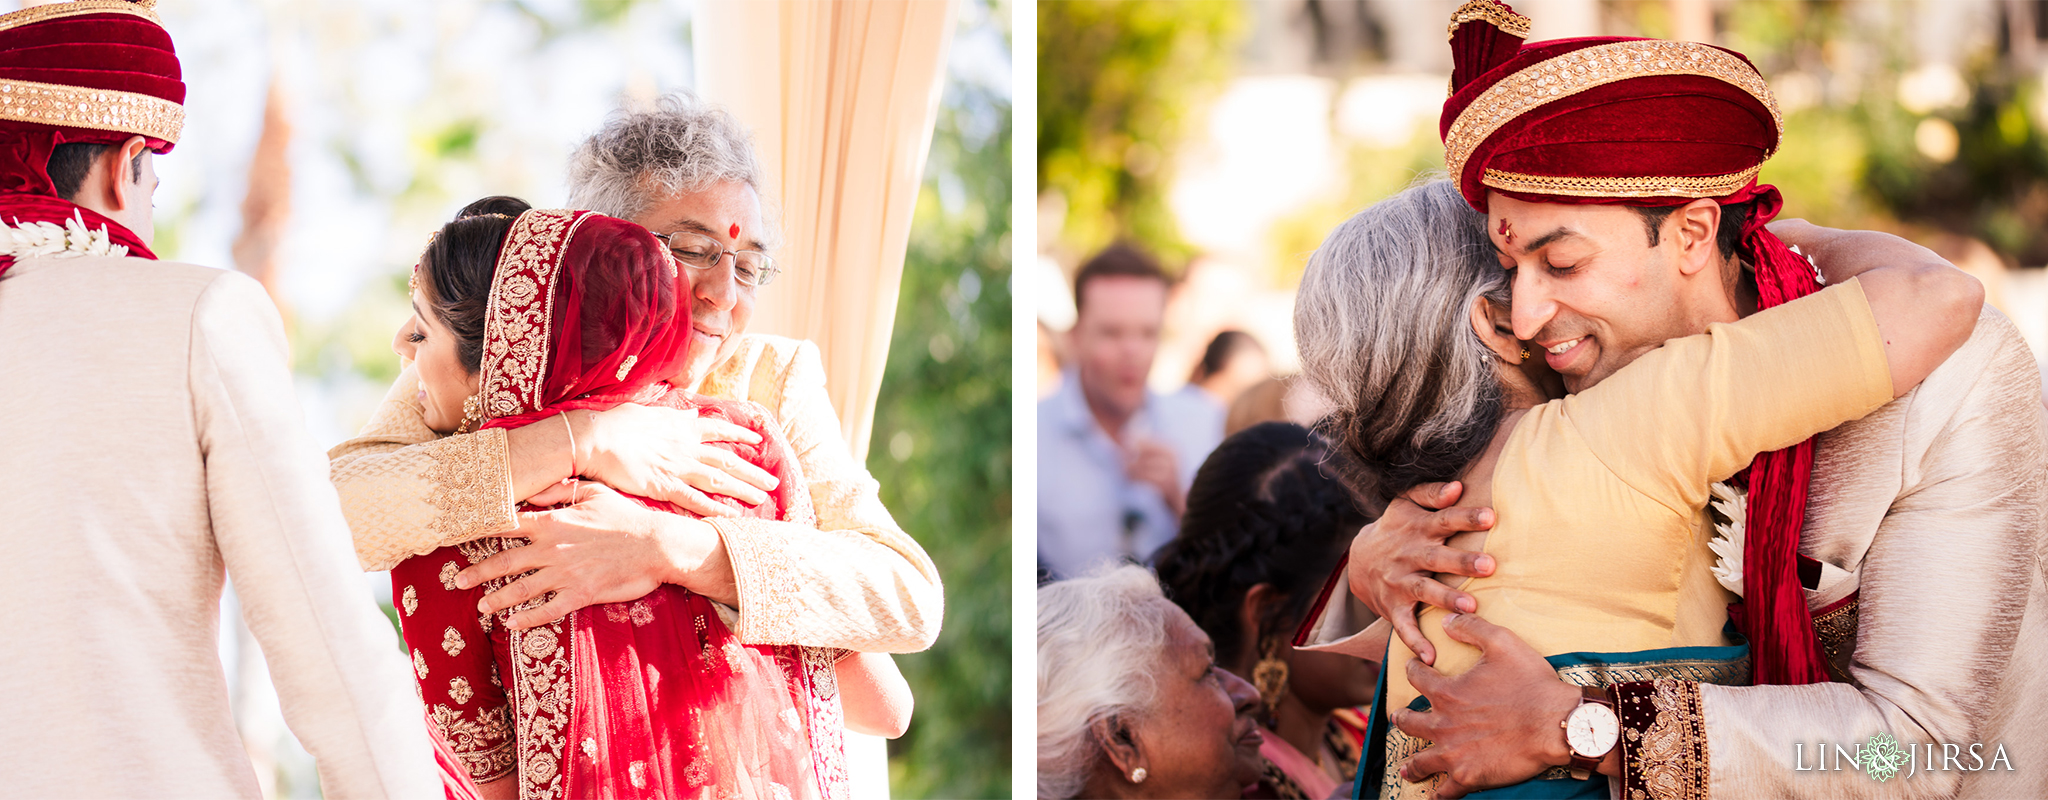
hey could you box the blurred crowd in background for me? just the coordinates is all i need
[1035,0,2048,579]
[121,0,1010,797]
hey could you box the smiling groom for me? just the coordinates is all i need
[1365,2,2048,799]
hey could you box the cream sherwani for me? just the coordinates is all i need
[0,255,442,798]
[1668,307,2048,799]
[330,333,943,653]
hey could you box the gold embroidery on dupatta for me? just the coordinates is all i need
[402,585,418,616]
[431,702,515,783]
[443,626,467,656]
[479,210,592,420]
[458,533,574,800]
[450,677,474,705]
[510,616,573,800]
[801,646,851,800]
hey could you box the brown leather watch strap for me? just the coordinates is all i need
[1567,686,1616,778]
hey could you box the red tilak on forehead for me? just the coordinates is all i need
[1498,218,1514,244]
[730,223,740,239]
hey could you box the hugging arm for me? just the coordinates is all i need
[1769,219,1983,396]
[1387,233,1981,796]
[837,652,914,739]
[329,365,779,571]
[1351,224,1983,661]
[606,339,944,652]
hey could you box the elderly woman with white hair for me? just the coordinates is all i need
[325,93,940,780]
[1288,178,1982,799]
[1039,565,1266,800]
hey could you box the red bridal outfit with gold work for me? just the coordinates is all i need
[391,209,845,800]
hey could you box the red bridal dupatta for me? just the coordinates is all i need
[392,209,847,800]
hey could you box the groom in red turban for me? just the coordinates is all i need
[0,0,184,276]
[0,3,448,796]
[1348,1,2048,798]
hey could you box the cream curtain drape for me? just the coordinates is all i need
[694,0,956,462]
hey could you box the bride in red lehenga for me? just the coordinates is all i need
[391,204,855,800]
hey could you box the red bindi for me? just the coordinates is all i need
[730,223,740,239]
[1497,219,1514,244]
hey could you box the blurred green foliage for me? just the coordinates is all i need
[1038,0,1247,265]
[1721,0,2048,263]
[869,1,1012,796]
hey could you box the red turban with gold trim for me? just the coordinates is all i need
[0,0,183,271]
[1440,0,1832,687]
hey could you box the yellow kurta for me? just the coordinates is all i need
[1388,278,1895,713]
[328,333,942,653]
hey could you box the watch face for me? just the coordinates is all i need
[1566,702,1620,757]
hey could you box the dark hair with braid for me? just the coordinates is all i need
[416,195,534,373]
[1153,422,1370,668]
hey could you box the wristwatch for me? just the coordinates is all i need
[1561,686,1619,780]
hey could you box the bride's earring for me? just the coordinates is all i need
[459,394,483,434]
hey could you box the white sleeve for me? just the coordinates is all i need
[188,271,442,799]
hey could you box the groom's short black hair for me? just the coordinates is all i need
[1632,200,1751,262]
[46,143,144,201]
[1072,243,1169,314]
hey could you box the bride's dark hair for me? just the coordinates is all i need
[417,195,533,373]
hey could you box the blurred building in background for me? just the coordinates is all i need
[1039,0,2048,414]
[38,0,1012,796]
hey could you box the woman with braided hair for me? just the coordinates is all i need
[1154,422,1377,800]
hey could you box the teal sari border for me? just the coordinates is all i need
[1352,640,1750,799]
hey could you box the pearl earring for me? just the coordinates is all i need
[1130,767,1147,784]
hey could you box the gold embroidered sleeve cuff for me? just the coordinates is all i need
[423,428,518,547]
[710,516,804,646]
[706,515,946,652]
[333,426,518,571]
[1614,679,1711,800]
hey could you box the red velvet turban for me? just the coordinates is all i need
[0,0,183,196]
[1440,0,1832,686]
[0,0,182,271]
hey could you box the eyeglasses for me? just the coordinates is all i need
[652,230,781,288]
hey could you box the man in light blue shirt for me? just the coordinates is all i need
[1038,245,1218,580]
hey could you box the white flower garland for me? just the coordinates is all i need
[0,212,129,260]
[1707,481,1747,596]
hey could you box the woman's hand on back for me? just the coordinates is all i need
[580,403,781,516]
[1348,481,1497,666]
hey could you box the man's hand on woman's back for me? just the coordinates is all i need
[454,481,736,629]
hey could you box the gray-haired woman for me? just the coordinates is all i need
[1038,566,1266,800]
[1290,178,1979,798]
